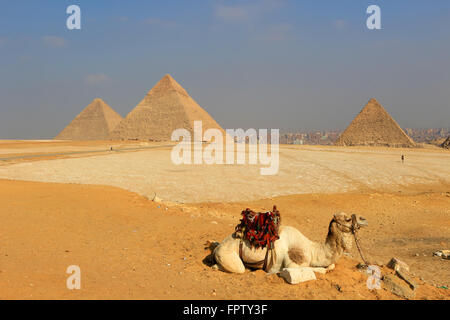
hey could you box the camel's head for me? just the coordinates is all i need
[332,212,368,230]
[328,212,368,250]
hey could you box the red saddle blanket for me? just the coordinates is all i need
[235,205,281,249]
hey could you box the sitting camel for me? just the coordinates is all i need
[213,212,368,275]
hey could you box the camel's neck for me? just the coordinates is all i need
[310,230,348,267]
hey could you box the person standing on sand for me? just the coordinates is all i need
[401,155,405,164]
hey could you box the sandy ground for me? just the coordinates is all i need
[0,141,449,203]
[0,141,448,300]
[0,179,448,300]
[0,140,169,163]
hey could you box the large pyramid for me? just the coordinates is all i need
[110,74,224,141]
[335,98,415,147]
[55,98,123,140]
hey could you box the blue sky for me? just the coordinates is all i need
[0,0,449,138]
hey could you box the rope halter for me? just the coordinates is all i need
[332,213,370,266]
[333,214,360,234]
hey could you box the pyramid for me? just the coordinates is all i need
[110,74,224,141]
[335,98,415,147]
[55,98,123,140]
[441,136,450,149]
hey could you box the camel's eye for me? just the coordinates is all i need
[345,218,352,222]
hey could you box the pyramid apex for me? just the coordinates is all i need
[161,73,179,84]
[147,74,188,96]
[89,98,111,110]
[92,98,107,105]
[367,98,381,105]
[363,98,385,112]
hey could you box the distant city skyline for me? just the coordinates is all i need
[0,1,449,139]
[280,127,450,145]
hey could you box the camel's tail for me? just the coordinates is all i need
[205,240,220,253]
[204,240,220,266]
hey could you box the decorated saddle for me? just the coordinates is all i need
[235,205,281,250]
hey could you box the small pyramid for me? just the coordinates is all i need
[110,74,224,141]
[441,136,450,149]
[335,98,415,147]
[55,98,123,140]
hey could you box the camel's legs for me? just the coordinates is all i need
[309,267,327,274]
[214,247,245,274]
[309,264,335,274]
[282,264,335,275]
[283,254,335,274]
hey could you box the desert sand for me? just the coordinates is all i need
[0,140,449,300]
[0,142,449,203]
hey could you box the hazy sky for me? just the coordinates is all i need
[0,0,449,139]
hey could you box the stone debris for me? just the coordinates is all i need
[434,250,450,260]
[279,268,316,285]
[383,274,415,300]
[384,257,420,298]
[387,257,410,273]
[396,270,418,290]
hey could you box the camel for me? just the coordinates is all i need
[213,212,368,275]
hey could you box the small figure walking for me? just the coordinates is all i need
[401,155,405,164]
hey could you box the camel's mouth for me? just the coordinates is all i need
[357,216,368,227]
